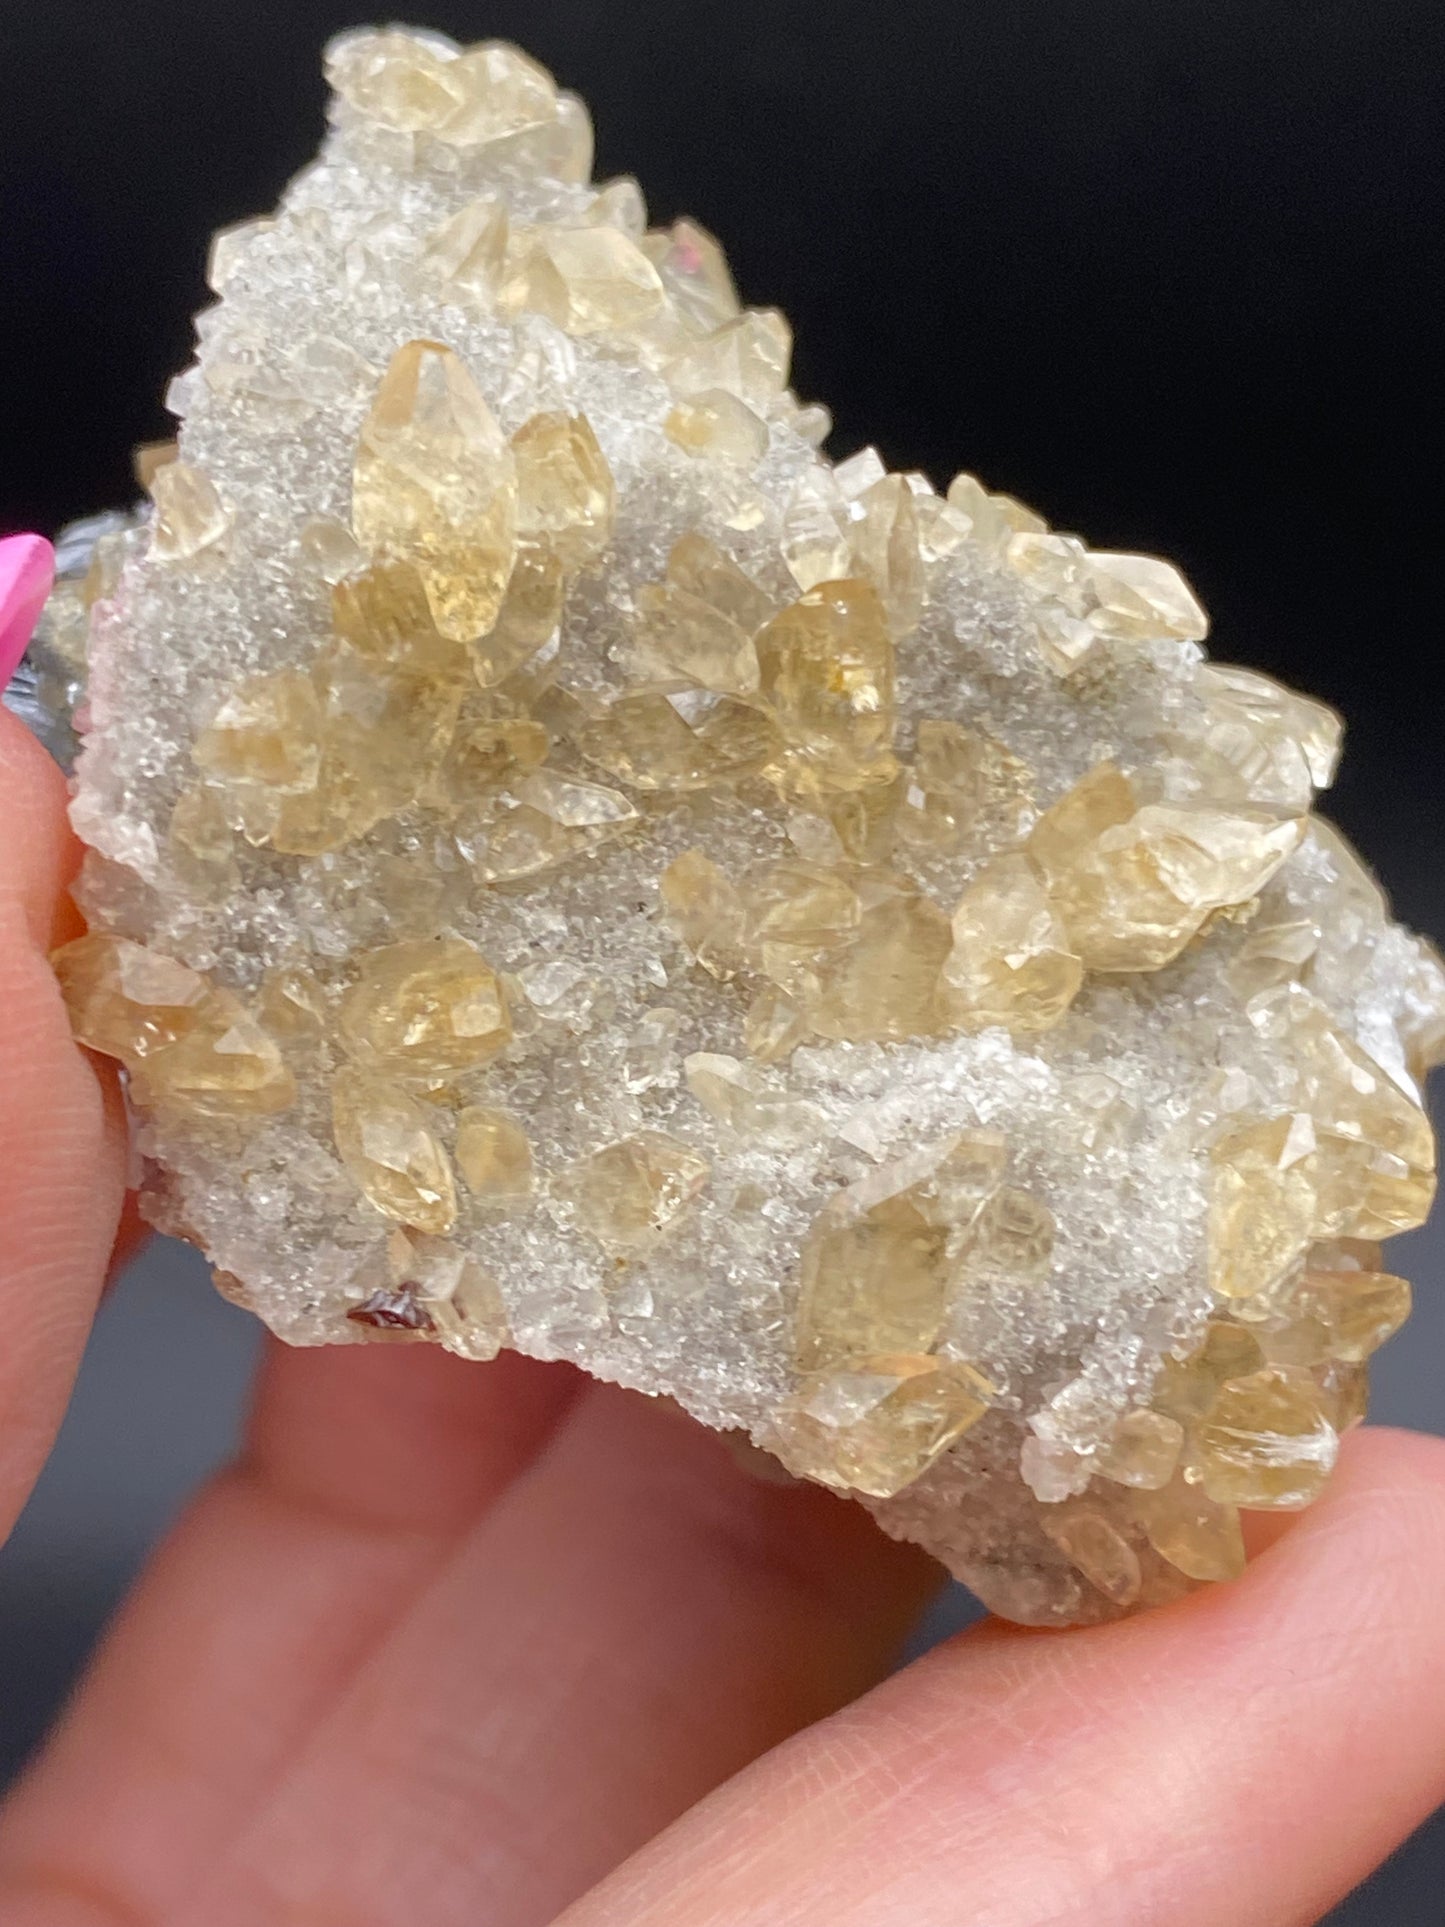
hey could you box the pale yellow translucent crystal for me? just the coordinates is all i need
[765,1354,992,1499]
[1194,1366,1338,1509]
[51,936,293,1121]
[1129,1479,1246,1582]
[1209,993,1436,1300]
[667,309,792,408]
[943,855,1083,1034]
[743,984,808,1063]
[332,562,466,676]
[1007,533,1208,675]
[1029,764,1303,972]
[206,217,276,294]
[52,934,211,1066]
[1096,1409,1185,1489]
[1152,1319,1267,1423]
[422,197,509,301]
[558,1131,710,1250]
[796,1132,1008,1371]
[326,30,472,132]
[642,218,740,332]
[665,532,774,634]
[1085,551,1209,644]
[465,783,629,884]
[454,1105,535,1198]
[745,858,861,994]
[434,718,548,810]
[1251,985,1436,1232]
[258,965,328,1039]
[894,721,1035,857]
[388,1231,510,1361]
[263,658,462,856]
[353,339,517,642]
[501,226,665,335]
[659,849,748,980]
[578,691,780,791]
[683,1053,824,1145]
[632,581,761,696]
[1040,1507,1142,1607]
[1179,665,1342,813]
[780,472,852,592]
[331,1065,458,1234]
[140,990,297,1120]
[510,411,616,566]
[517,767,637,829]
[338,938,511,1079]
[805,875,952,1044]
[326,32,558,148]
[974,1185,1056,1275]
[150,460,232,563]
[850,474,925,637]
[754,579,896,795]
[1289,1266,1411,1364]
[438,42,559,147]
[1208,1113,1322,1301]
[471,544,564,688]
[299,516,366,585]
[192,669,322,796]
[665,389,770,465]
[133,439,179,491]
[945,472,1046,553]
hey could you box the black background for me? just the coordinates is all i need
[2,4,1444,1921]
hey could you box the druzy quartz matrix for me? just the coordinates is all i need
[43,28,1445,1625]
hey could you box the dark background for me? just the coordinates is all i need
[2,4,1443,1920]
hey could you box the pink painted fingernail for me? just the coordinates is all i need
[0,534,57,691]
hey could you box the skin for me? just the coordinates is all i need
[1,688,1445,1924]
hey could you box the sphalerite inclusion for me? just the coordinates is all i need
[41,27,1445,1625]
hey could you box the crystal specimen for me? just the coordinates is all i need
[38,27,1445,1626]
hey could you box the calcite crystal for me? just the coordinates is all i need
[33,27,1445,1625]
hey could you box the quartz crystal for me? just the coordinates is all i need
[42,28,1445,1626]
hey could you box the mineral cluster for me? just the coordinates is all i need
[41,28,1445,1624]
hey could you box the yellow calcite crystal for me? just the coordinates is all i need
[754,579,896,795]
[49,28,1445,1630]
[765,1355,992,1499]
[1194,1366,1338,1509]
[558,1131,710,1251]
[454,1105,535,1198]
[942,855,1083,1033]
[500,226,665,335]
[52,934,295,1119]
[1029,764,1303,972]
[665,390,770,465]
[149,460,232,562]
[353,339,517,641]
[1129,1479,1245,1583]
[659,850,748,980]
[1040,1506,1143,1608]
[795,1133,1010,1372]
[641,218,739,331]
[632,580,761,696]
[510,411,616,566]
[338,938,510,1080]
[331,1066,458,1235]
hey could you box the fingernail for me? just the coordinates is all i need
[0,534,57,692]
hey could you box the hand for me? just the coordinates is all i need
[2,549,1444,1927]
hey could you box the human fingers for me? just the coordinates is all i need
[553,1426,1445,1927]
[0,568,129,1543]
[0,1349,930,1926]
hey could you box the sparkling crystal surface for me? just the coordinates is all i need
[50,28,1444,1626]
